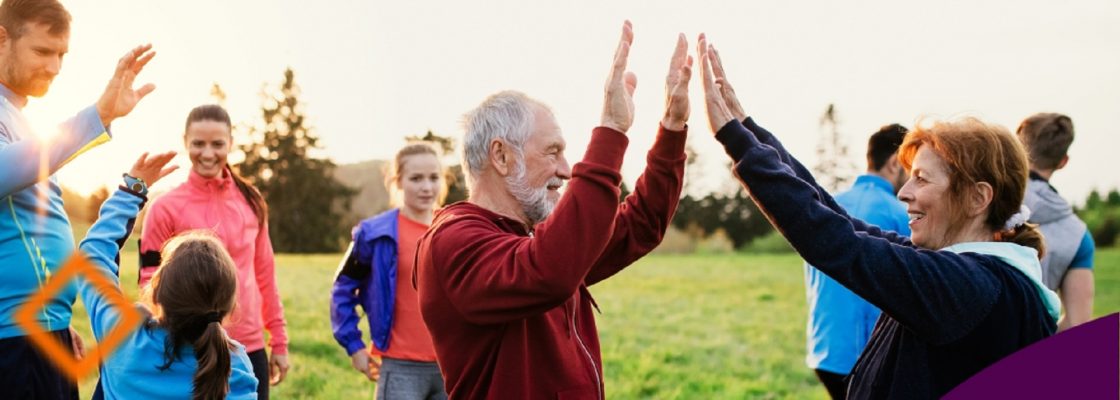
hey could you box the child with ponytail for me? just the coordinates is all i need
[79,151,257,399]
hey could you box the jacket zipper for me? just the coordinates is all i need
[571,299,602,400]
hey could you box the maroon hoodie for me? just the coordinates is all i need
[416,125,686,399]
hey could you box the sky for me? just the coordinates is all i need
[27,0,1120,204]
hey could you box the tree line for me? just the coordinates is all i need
[64,73,1119,253]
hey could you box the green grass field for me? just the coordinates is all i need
[69,248,1118,399]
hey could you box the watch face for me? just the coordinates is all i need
[131,182,145,192]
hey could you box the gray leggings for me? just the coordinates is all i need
[376,358,448,400]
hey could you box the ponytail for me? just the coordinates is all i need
[995,222,1047,260]
[150,232,240,400]
[191,321,233,400]
[227,165,268,228]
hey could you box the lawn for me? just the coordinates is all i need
[69,247,1118,399]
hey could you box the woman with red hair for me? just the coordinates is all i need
[697,36,1058,398]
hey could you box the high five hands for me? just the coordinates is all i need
[600,23,747,135]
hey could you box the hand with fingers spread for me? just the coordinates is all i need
[127,151,178,188]
[97,44,157,126]
[662,33,693,131]
[697,34,736,134]
[601,20,637,134]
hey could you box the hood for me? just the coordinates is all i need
[1023,180,1075,225]
[942,241,1061,322]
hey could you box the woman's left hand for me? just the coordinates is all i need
[269,354,290,385]
[697,34,735,134]
[128,151,178,188]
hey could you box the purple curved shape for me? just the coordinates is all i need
[945,313,1119,399]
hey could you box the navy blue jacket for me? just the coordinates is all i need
[717,117,1055,399]
[330,209,400,354]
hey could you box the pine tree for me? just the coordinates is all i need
[236,68,356,252]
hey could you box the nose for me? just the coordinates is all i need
[897,178,915,203]
[557,155,572,180]
[421,178,437,193]
[46,55,62,76]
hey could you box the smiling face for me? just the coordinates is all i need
[897,145,957,249]
[507,106,571,224]
[185,120,232,179]
[397,153,443,215]
[0,22,68,97]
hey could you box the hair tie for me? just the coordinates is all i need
[1002,204,1032,232]
[205,312,223,323]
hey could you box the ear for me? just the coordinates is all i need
[969,181,994,218]
[1056,155,1069,170]
[488,139,511,176]
[0,26,9,50]
[885,155,901,175]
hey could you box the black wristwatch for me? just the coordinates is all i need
[122,173,148,196]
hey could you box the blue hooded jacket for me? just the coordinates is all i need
[330,209,399,354]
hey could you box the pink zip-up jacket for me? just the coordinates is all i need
[139,168,289,355]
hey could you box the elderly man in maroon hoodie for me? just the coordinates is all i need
[416,22,692,399]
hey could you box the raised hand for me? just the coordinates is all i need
[96,44,157,126]
[662,33,693,131]
[697,34,735,134]
[708,44,747,122]
[601,21,637,134]
[127,151,178,188]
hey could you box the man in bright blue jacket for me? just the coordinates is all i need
[804,124,911,399]
[0,0,156,397]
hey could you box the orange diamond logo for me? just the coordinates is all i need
[14,252,142,382]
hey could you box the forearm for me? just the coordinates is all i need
[586,124,687,284]
[77,188,145,335]
[254,231,289,354]
[718,119,997,342]
[1058,269,1094,331]
[0,106,109,196]
[739,118,912,246]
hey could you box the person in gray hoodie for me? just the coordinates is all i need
[1017,113,1095,331]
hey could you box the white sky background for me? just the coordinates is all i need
[29,0,1120,204]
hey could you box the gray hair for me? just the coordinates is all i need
[461,90,553,186]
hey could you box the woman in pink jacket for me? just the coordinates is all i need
[140,104,290,399]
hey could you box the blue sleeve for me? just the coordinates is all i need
[717,119,1001,344]
[0,106,109,196]
[742,118,914,246]
[228,345,261,400]
[76,188,145,340]
[1069,231,1094,269]
[330,239,370,356]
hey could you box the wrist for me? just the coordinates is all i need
[600,122,628,134]
[122,173,148,196]
[661,116,686,132]
[97,106,113,127]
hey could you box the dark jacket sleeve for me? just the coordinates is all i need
[585,124,687,285]
[741,118,913,246]
[330,240,371,355]
[427,128,628,325]
[717,119,1000,343]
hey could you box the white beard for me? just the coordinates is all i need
[506,159,561,225]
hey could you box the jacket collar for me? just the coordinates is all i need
[187,167,233,191]
[359,208,400,241]
[0,82,27,109]
[853,174,895,195]
[941,241,1061,322]
[434,201,532,236]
